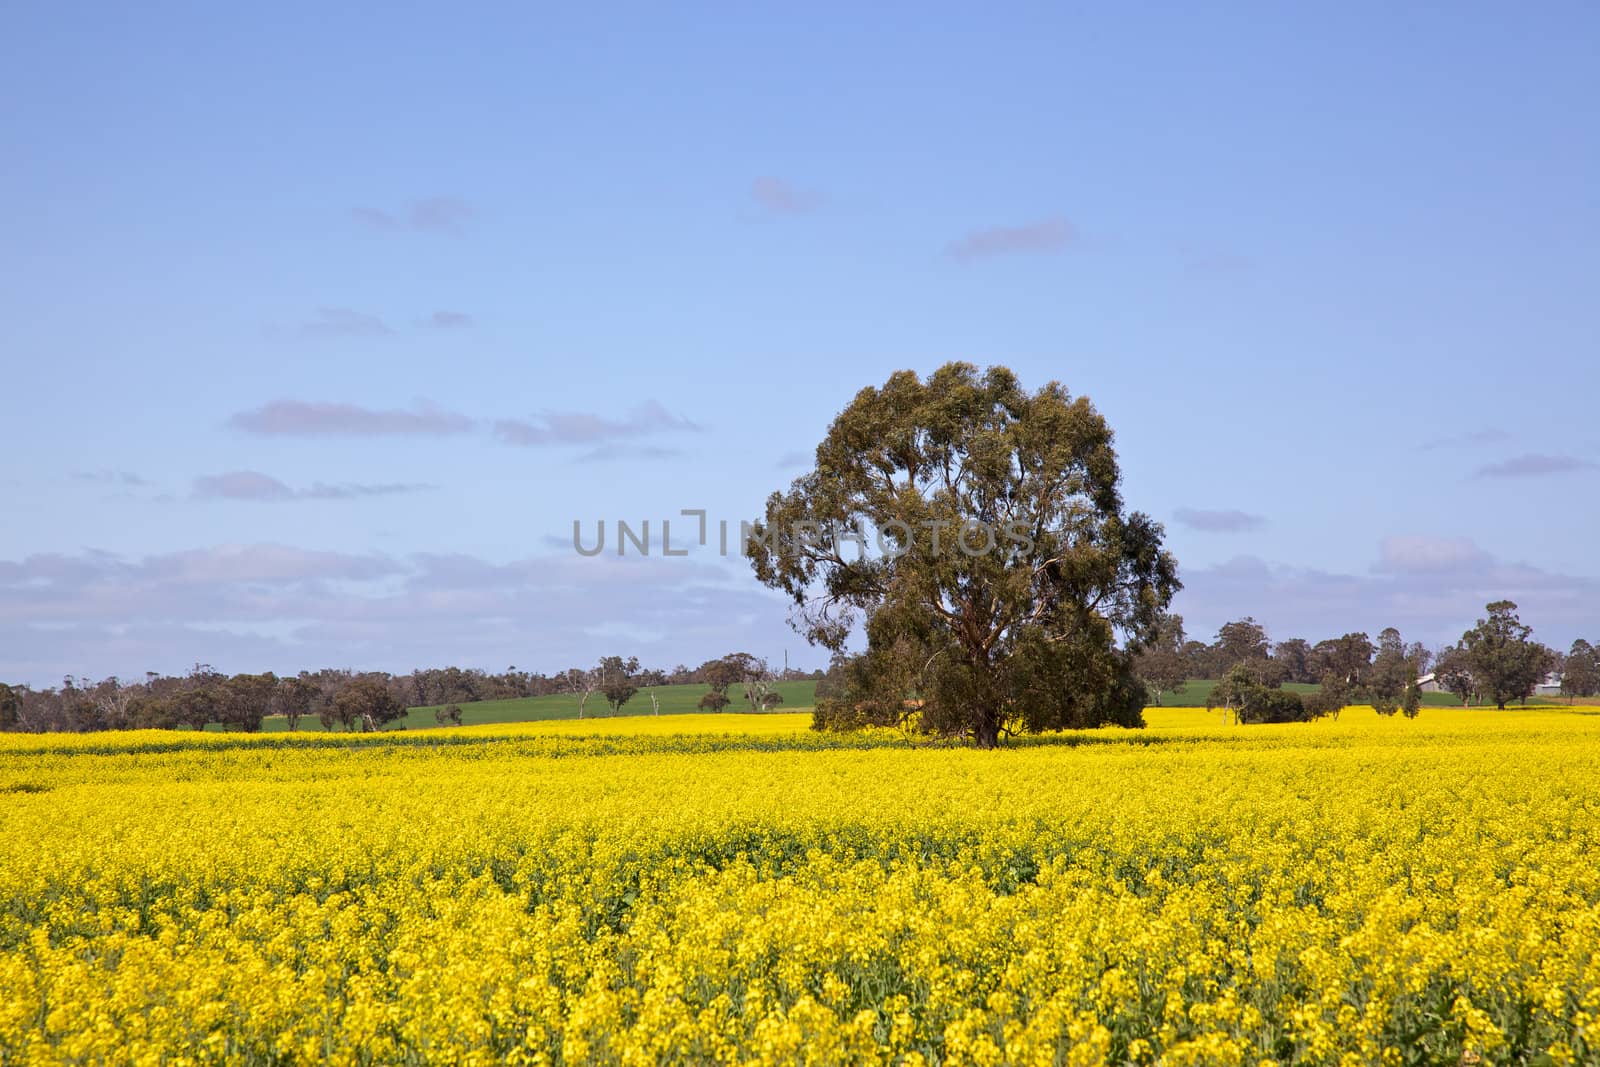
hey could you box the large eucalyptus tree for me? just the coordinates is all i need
[746,362,1179,747]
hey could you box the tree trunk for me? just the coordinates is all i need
[973,704,1001,749]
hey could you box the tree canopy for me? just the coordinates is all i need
[1134,614,1188,705]
[1563,640,1599,701]
[1207,662,1311,724]
[598,655,641,713]
[333,677,406,732]
[1461,601,1554,709]
[746,362,1179,747]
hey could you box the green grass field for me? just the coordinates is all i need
[246,675,1570,733]
[258,680,819,732]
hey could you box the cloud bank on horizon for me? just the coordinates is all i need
[2,528,1595,686]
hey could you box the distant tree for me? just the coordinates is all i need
[747,363,1179,747]
[1560,639,1599,702]
[697,691,731,712]
[0,683,17,731]
[1301,678,1348,722]
[1366,628,1417,717]
[598,655,641,713]
[1313,633,1375,690]
[1273,638,1315,685]
[1401,680,1423,719]
[219,673,279,732]
[760,690,783,710]
[813,652,851,705]
[434,704,464,726]
[334,677,406,732]
[1461,601,1554,709]
[170,688,218,731]
[121,692,167,730]
[1433,643,1476,706]
[1207,662,1307,724]
[301,669,351,728]
[697,657,741,694]
[731,655,779,713]
[53,678,94,731]
[559,667,602,719]
[1135,615,1188,705]
[1256,655,1290,688]
[170,664,225,731]
[88,677,138,729]
[1180,640,1218,680]
[274,676,318,731]
[1214,618,1270,672]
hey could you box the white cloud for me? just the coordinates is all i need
[193,471,433,501]
[1173,507,1266,533]
[229,400,475,437]
[1175,539,1598,647]
[0,546,798,686]
[948,217,1073,262]
[494,401,699,448]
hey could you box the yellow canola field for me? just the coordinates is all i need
[3,707,1600,1065]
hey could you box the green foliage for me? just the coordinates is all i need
[170,688,218,731]
[719,653,779,712]
[1462,601,1554,709]
[1273,638,1316,684]
[698,657,743,696]
[1433,643,1475,706]
[333,677,406,732]
[598,655,641,713]
[748,363,1179,747]
[274,676,319,731]
[1402,680,1423,719]
[1367,628,1415,717]
[1214,618,1270,672]
[1300,683,1345,721]
[1135,615,1188,705]
[1563,640,1599,700]
[1315,633,1375,690]
[218,673,278,733]
[1207,663,1312,724]
[0,684,17,731]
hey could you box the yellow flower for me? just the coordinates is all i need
[2,706,1599,1063]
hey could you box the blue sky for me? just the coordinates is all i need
[2,2,1597,685]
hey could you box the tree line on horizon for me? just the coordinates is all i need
[0,655,821,734]
[1136,601,1597,723]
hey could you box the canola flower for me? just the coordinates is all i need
[3,708,1600,1064]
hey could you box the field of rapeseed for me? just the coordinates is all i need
[4,708,1600,1065]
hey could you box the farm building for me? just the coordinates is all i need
[1418,671,1564,697]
